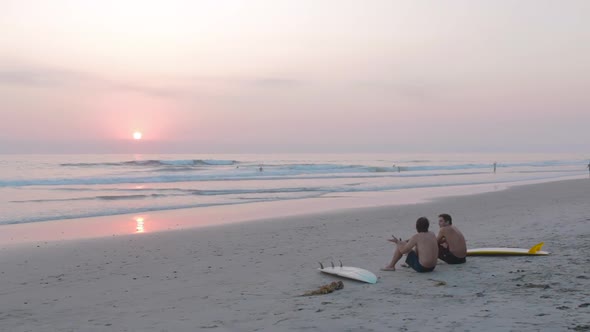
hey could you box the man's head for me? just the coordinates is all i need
[438,213,452,227]
[416,217,430,233]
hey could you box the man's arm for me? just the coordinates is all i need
[398,235,417,254]
[437,229,446,244]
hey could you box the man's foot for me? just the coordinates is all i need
[401,263,410,268]
[380,266,396,271]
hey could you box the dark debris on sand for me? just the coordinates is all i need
[302,281,344,296]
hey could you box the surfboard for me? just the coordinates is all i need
[318,262,377,284]
[466,242,550,256]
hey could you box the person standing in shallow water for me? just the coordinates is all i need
[493,162,497,173]
[587,161,590,178]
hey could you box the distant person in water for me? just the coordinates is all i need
[259,166,263,172]
[437,214,467,264]
[493,162,497,173]
[381,217,438,273]
[587,161,590,177]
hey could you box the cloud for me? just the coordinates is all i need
[247,78,302,88]
[355,79,439,101]
[0,66,90,87]
[0,60,304,100]
[0,61,185,98]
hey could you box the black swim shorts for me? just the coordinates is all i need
[405,251,435,273]
[438,245,466,264]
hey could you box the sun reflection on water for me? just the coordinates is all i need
[135,217,145,233]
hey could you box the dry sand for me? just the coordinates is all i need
[1,179,589,331]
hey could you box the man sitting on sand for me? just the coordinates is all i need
[437,213,467,264]
[382,217,438,273]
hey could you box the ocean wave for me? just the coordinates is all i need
[149,167,204,172]
[192,187,324,196]
[3,172,581,226]
[61,159,238,167]
[2,168,583,187]
[9,187,325,204]
[0,193,326,225]
[10,193,170,203]
[0,171,464,187]
[2,159,587,188]
[2,202,246,225]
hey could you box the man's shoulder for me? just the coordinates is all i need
[439,227,450,235]
[449,225,462,233]
[412,233,427,240]
[451,225,464,234]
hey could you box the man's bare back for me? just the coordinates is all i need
[438,225,467,258]
[411,232,439,268]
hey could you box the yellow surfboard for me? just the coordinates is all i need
[466,242,550,256]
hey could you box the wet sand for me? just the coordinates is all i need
[0,179,589,331]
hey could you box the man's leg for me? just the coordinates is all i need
[382,241,407,271]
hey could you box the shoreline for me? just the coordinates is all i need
[0,178,589,331]
[0,174,585,245]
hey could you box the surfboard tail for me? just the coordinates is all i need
[528,242,544,254]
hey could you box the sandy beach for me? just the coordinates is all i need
[3,1,588,330]
[1,179,589,331]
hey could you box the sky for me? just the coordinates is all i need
[0,0,589,153]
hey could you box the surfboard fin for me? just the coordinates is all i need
[319,262,324,269]
[528,242,544,254]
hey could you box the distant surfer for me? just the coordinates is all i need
[259,165,263,172]
[587,161,590,177]
[436,214,467,264]
[381,217,438,272]
[493,162,497,173]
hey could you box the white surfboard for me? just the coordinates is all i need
[318,262,377,284]
[467,242,550,256]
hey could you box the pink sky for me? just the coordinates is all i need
[1,0,589,153]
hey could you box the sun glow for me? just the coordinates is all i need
[133,131,143,140]
[135,217,145,233]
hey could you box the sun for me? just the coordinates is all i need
[133,131,143,140]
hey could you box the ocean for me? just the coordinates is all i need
[0,153,587,227]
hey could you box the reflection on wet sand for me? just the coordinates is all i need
[135,217,145,233]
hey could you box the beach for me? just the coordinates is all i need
[1,179,589,331]
[3,1,589,330]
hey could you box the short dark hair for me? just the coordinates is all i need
[438,213,452,225]
[416,217,429,233]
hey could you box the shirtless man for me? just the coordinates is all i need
[381,217,438,273]
[437,213,467,264]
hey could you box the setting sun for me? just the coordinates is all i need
[133,131,143,140]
